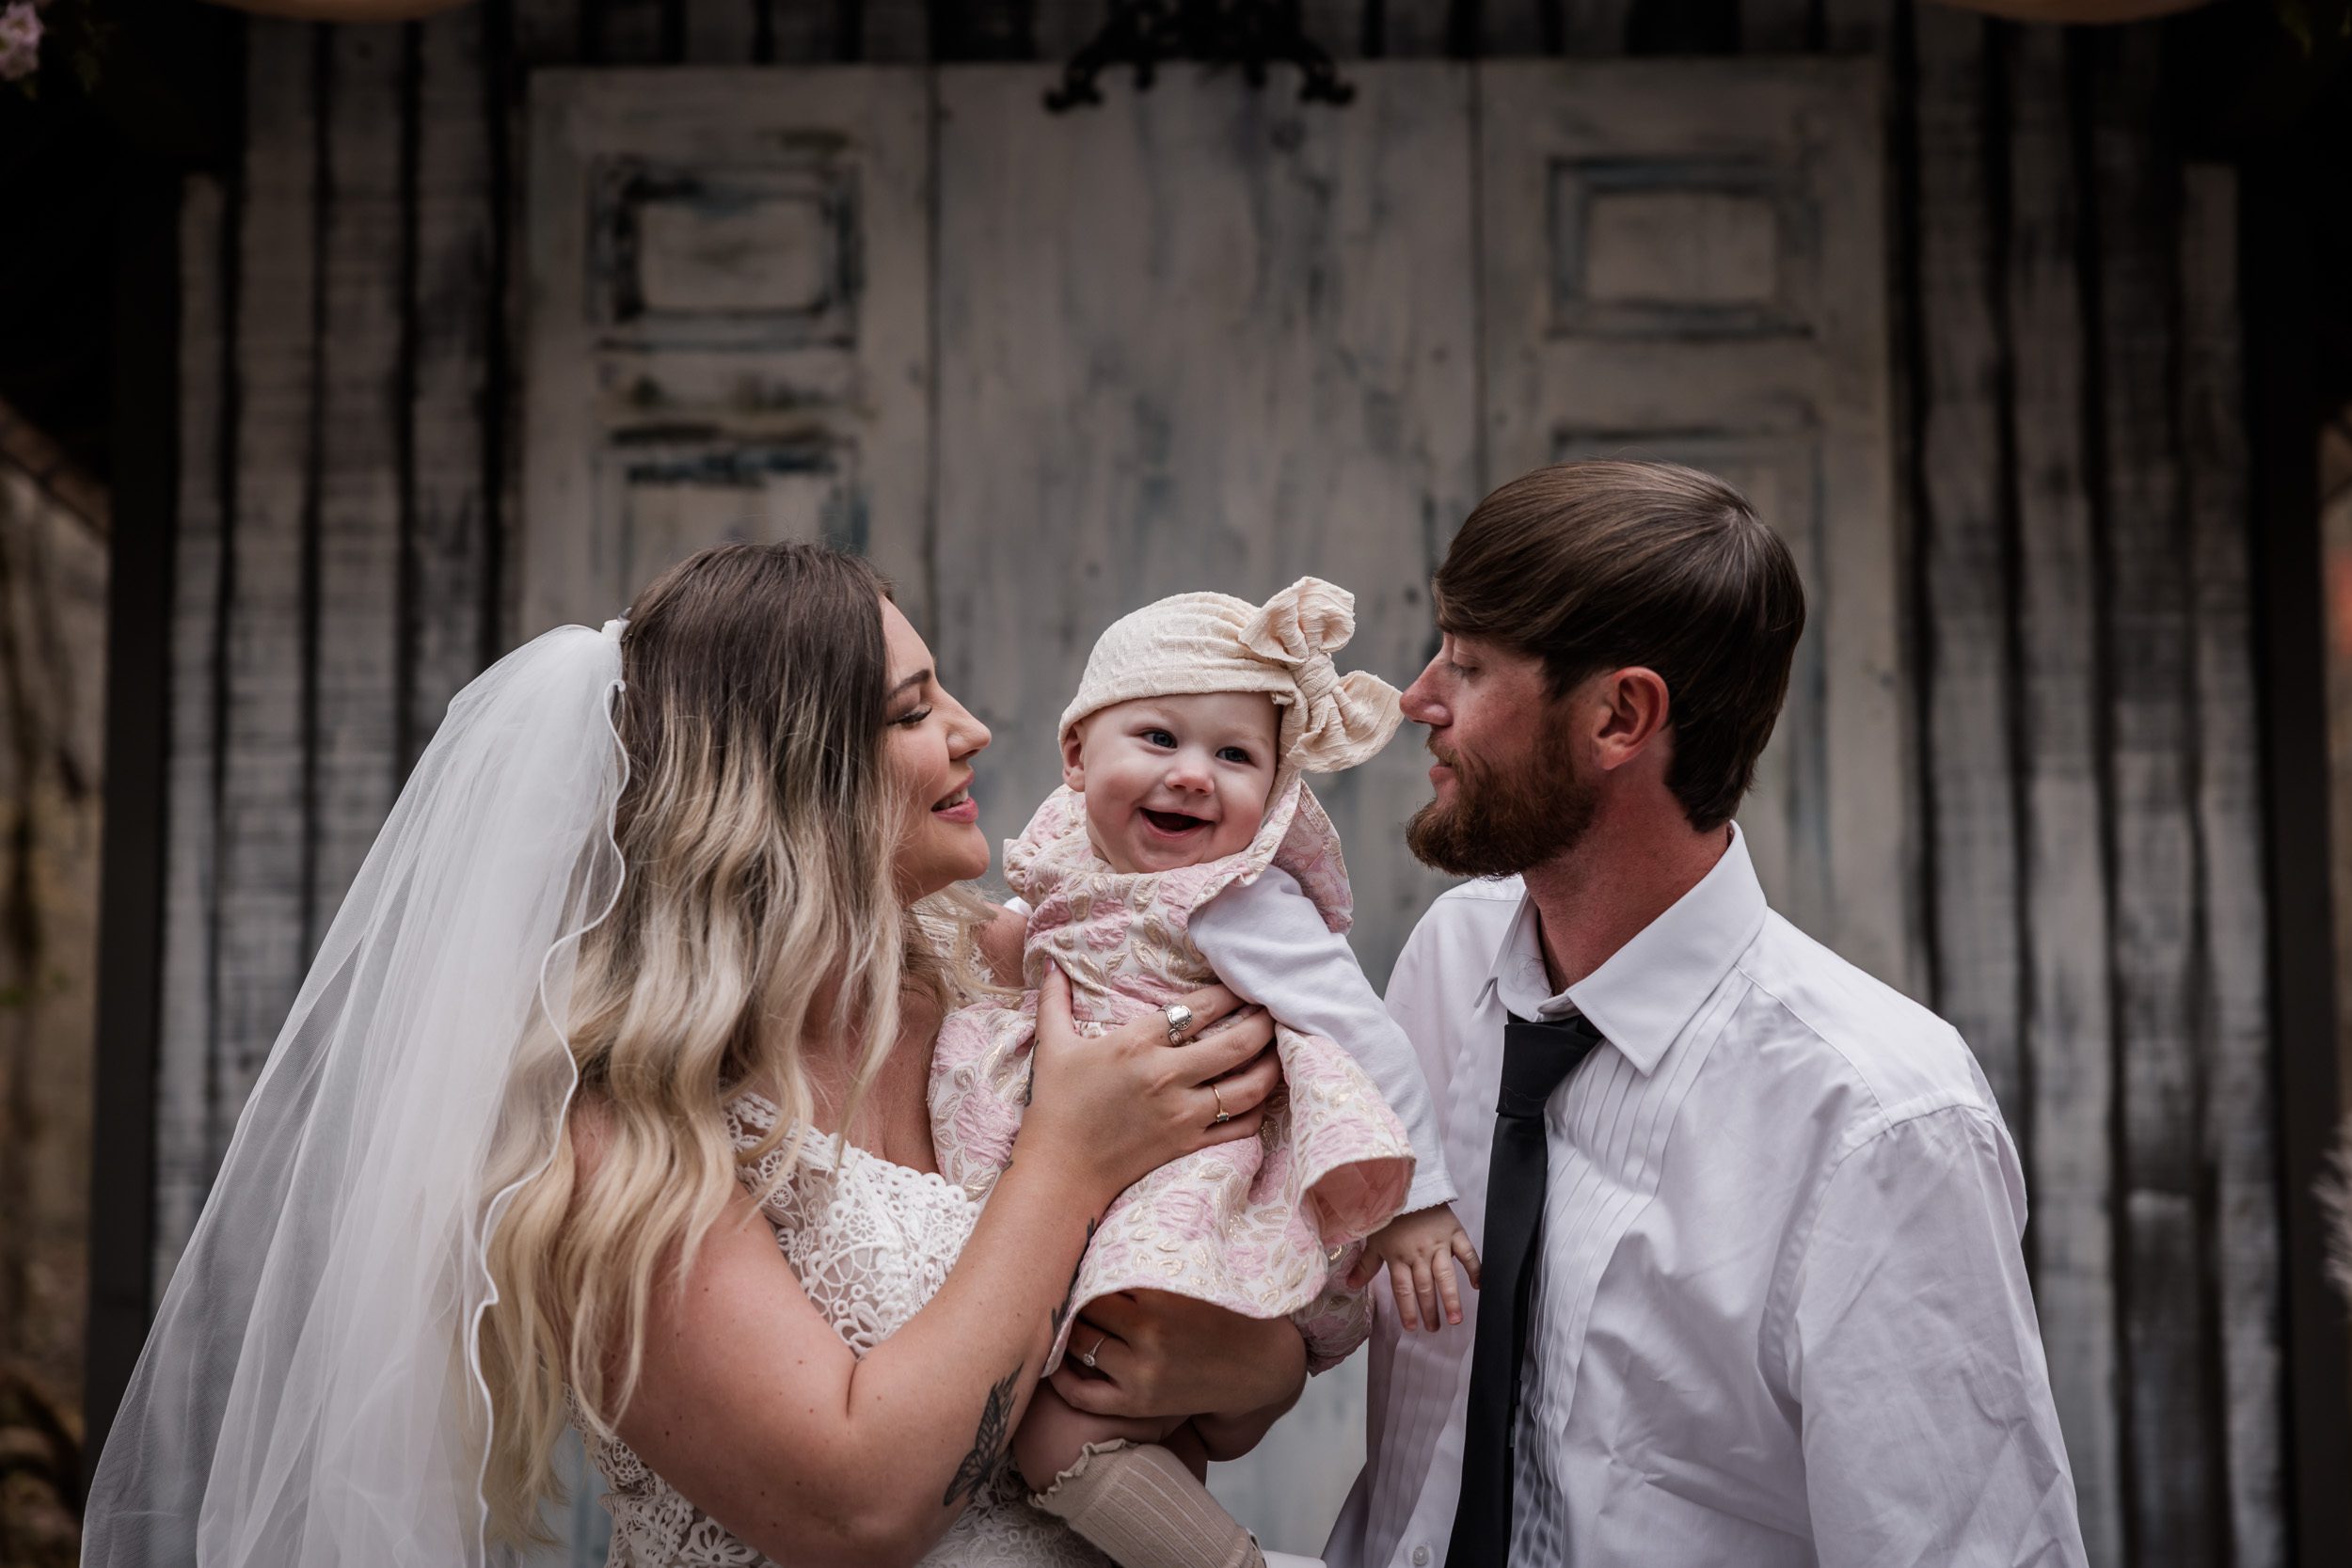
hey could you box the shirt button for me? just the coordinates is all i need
[1410,1545,1432,1567]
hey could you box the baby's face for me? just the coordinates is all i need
[1062,692,1282,874]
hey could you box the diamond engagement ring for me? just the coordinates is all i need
[1211,1082,1232,1124]
[1162,1002,1195,1043]
[1079,1334,1106,1370]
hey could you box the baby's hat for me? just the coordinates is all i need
[1057,577,1404,774]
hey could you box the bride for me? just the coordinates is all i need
[86,542,1309,1566]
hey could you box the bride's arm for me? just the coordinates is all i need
[608,974,1279,1568]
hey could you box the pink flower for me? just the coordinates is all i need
[0,1,40,83]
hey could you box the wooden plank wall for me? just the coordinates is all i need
[150,1,2291,1562]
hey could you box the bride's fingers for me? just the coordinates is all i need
[1196,1102,1266,1146]
[1050,1362,1124,1416]
[1037,964,1074,1037]
[1194,1048,1279,1116]
[1168,1008,1275,1082]
[1168,982,1248,1037]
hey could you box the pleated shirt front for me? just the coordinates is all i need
[1325,827,2084,1568]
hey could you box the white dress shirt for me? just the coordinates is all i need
[1325,827,2086,1568]
[1194,866,1456,1212]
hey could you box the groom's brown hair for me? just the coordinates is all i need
[1433,459,1805,832]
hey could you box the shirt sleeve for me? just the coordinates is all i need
[1787,1099,2088,1568]
[1192,866,1457,1212]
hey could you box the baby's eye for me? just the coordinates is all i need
[1216,746,1255,766]
[1143,728,1178,749]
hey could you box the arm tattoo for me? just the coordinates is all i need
[1049,1218,1098,1338]
[942,1365,1025,1508]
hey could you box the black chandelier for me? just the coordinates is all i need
[1045,0,1357,112]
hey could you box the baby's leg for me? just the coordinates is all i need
[1015,1382,1185,1494]
[1025,1392,1263,1568]
[1161,1418,1211,1482]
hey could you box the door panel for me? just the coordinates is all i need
[1480,60,1915,992]
[524,70,933,634]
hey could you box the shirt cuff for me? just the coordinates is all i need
[1404,1165,1458,1214]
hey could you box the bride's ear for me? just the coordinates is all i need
[1060,724,1088,793]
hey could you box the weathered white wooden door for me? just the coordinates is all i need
[524,70,934,636]
[1480,61,1911,990]
[525,59,1896,1560]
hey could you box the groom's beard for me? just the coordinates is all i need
[1406,729,1597,879]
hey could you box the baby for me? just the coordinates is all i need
[928,578,1475,1568]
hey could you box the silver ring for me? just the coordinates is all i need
[1078,1334,1106,1370]
[1162,1003,1195,1044]
[1211,1082,1232,1124]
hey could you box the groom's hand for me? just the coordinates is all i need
[1052,1290,1307,1423]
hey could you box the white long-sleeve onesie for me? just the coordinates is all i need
[1187,866,1456,1215]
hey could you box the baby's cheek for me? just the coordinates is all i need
[1211,815,1262,860]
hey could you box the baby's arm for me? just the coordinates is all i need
[1189,865,1456,1212]
[1193,868,1477,1333]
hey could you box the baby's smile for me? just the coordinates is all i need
[1062,690,1281,874]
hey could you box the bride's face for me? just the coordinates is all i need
[879,596,993,900]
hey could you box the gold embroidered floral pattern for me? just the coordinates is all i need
[930,780,1413,1375]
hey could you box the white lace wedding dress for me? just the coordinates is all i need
[578,1092,1107,1567]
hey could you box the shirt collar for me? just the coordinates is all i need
[1483,824,1769,1076]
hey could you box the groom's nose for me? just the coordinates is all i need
[1401,658,1451,727]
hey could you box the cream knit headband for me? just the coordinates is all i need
[1058,577,1404,774]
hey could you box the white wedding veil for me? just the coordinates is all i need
[84,620,631,1566]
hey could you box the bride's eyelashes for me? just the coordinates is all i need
[891,705,933,727]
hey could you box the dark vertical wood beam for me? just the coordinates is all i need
[81,149,183,1484]
[395,23,423,774]
[2080,24,2230,1567]
[2241,119,2352,1568]
[2006,18,2123,1558]
[298,26,331,958]
[1907,2,2027,1144]
[484,0,515,662]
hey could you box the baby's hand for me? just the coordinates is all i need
[1350,1204,1481,1331]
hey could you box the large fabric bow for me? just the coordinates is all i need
[1241,578,1404,773]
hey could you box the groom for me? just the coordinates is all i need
[1325,461,2086,1567]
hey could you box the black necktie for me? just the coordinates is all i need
[1446,1010,1606,1567]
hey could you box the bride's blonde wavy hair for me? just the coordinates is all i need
[476,542,993,1543]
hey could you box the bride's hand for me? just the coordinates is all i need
[1020,966,1279,1204]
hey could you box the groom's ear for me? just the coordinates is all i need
[1060,724,1088,792]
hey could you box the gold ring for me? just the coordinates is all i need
[1163,1003,1195,1044]
[1211,1082,1232,1124]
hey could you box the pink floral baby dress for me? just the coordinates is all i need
[929,774,1415,1374]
